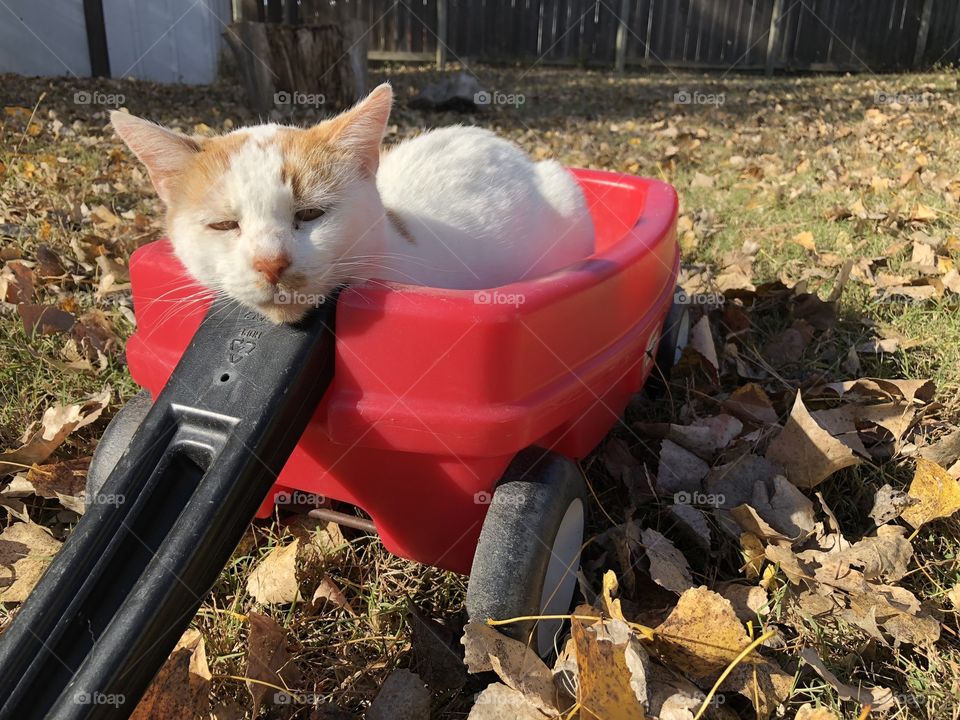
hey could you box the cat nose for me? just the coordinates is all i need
[252,253,290,285]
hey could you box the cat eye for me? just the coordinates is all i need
[207,220,239,231]
[295,208,325,223]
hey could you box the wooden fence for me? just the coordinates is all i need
[242,0,960,73]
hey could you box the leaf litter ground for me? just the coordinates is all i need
[1,66,960,718]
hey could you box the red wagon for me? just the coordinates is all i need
[94,169,680,654]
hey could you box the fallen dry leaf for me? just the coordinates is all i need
[799,648,895,711]
[245,612,301,716]
[467,683,549,719]
[130,628,211,720]
[765,392,859,489]
[656,439,709,495]
[723,383,779,425]
[653,586,757,683]
[462,620,559,715]
[641,528,694,594]
[869,484,918,526]
[571,617,648,719]
[246,540,302,605]
[408,604,465,693]
[901,458,960,530]
[17,303,76,336]
[0,521,62,602]
[791,230,817,252]
[0,388,110,476]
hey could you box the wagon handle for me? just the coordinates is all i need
[0,295,337,720]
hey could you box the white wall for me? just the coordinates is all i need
[0,0,91,77]
[104,0,231,84]
[0,0,231,84]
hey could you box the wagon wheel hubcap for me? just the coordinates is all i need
[536,498,585,656]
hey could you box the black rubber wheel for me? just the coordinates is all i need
[646,287,692,395]
[85,389,152,506]
[465,447,587,658]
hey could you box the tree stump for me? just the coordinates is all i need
[224,21,368,115]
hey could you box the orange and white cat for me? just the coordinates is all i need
[111,84,594,323]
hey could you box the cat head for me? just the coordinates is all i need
[111,83,394,323]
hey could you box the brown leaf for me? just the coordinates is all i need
[130,629,211,720]
[71,310,117,361]
[641,528,693,594]
[3,261,36,303]
[0,389,110,475]
[311,574,355,616]
[245,612,300,716]
[765,392,859,489]
[0,521,62,602]
[718,657,793,718]
[793,293,837,331]
[35,244,66,279]
[764,321,815,367]
[799,648,895,711]
[408,604,465,693]
[6,458,89,500]
[17,303,76,336]
[811,378,935,405]
[901,458,960,529]
[462,621,559,714]
[723,384,779,425]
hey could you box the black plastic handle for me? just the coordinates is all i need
[0,297,337,719]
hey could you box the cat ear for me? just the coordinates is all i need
[325,83,393,174]
[110,111,202,203]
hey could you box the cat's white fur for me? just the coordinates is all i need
[111,84,595,323]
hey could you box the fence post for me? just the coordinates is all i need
[614,0,631,72]
[765,0,784,76]
[436,0,448,70]
[912,0,935,69]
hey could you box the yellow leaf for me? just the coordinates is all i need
[901,458,960,529]
[602,570,626,622]
[572,618,647,719]
[791,231,817,252]
[654,586,757,682]
[911,203,938,222]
